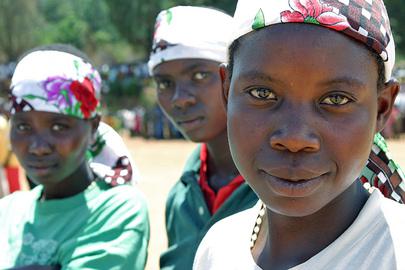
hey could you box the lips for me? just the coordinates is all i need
[259,167,329,197]
[26,161,58,176]
[264,167,328,181]
[176,116,204,131]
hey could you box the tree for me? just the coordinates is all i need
[38,0,136,64]
[105,0,161,58]
[384,0,405,58]
[0,0,43,62]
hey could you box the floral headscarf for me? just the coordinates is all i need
[10,50,101,119]
[233,0,395,81]
[10,50,139,186]
[148,6,233,74]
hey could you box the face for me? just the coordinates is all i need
[10,111,94,186]
[153,59,227,142]
[224,24,396,217]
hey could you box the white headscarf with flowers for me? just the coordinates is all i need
[10,50,140,185]
[233,0,395,82]
[11,50,101,119]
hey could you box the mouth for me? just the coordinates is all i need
[259,169,328,198]
[27,163,58,175]
[176,116,204,130]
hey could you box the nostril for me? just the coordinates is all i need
[270,133,320,153]
[271,142,288,151]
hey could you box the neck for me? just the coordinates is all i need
[205,130,240,192]
[257,180,369,270]
[42,163,94,200]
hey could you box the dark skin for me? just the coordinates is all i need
[10,111,99,200]
[221,24,399,269]
[153,59,239,192]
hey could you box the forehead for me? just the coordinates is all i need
[232,24,378,86]
[153,58,220,77]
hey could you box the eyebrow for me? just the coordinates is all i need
[179,62,211,75]
[236,72,367,88]
[318,76,367,88]
[236,71,278,83]
[154,62,213,79]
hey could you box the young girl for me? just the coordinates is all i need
[194,0,405,269]
[148,6,259,269]
[0,45,149,269]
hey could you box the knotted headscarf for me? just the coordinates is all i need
[11,50,101,119]
[233,0,395,81]
[148,6,233,74]
[10,49,139,185]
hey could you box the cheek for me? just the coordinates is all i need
[10,132,27,158]
[227,97,267,176]
[323,105,377,180]
[57,134,90,162]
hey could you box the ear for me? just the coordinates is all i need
[90,115,101,136]
[219,63,231,110]
[376,79,400,132]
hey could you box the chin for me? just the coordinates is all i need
[183,131,209,143]
[263,196,328,217]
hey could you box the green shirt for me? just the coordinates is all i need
[0,181,150,270]
[160,145,258,270]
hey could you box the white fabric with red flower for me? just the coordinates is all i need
[233,0,395,82]
[11,50,101,119]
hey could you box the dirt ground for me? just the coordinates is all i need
[125,135,405,270]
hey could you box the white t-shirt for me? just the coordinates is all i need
[193,190,405,270]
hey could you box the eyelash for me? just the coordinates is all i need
[156,80,174,91]
[320,94,353,106]
[51,123,69,132]
[248,87,277,101]
[192,72,209,81]
[16,123,31,132]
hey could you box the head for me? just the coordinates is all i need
[148,6,233,142]
[221,0,399,217]
[9,44,101,186]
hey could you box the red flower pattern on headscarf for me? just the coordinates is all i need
[70,77,98,118]
[281,0,350,31]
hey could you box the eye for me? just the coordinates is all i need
[15,123,31,132]
[192,72,209,81]
[156,79,174,91]
[51,123,69,132]
[249,87,277,100]
[321,94,351,106]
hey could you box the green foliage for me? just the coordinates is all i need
[384,0,405,58]
[104,0,161,58]
[0,0,43,61]
[38,0,136,63]
[162,0,236,14]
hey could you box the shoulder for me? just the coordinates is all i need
[182,144,202,172]
[193,203,260,269]
[166,145,202,201]
[0,188,40,225]
[374,191,405,266]
[0,187,39,206]
[90,182,149,228]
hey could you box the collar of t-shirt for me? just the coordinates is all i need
[199,143,244,214]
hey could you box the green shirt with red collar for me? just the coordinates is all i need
[160,144,258,270]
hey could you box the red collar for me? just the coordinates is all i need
[199,144,244,214]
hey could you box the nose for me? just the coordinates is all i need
[171,83,196,110]
[29,135,52,156]
[270,113,320,153]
